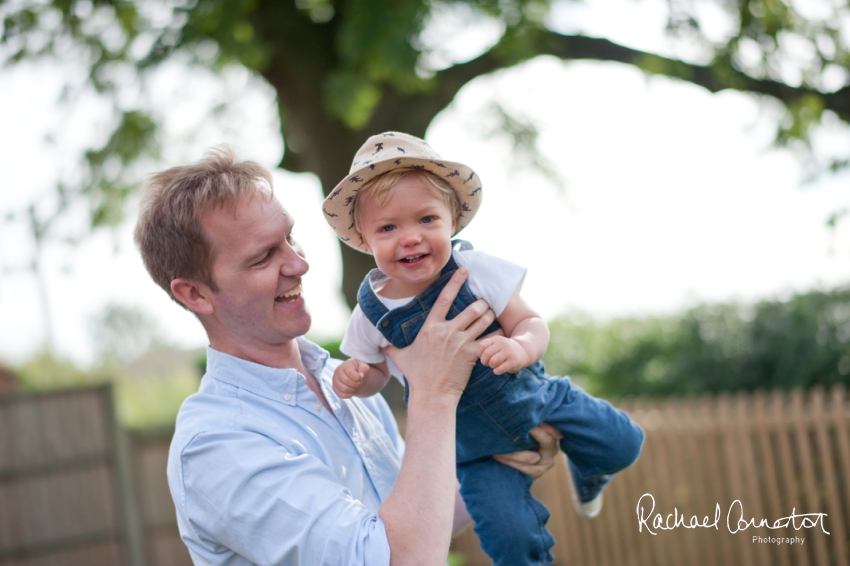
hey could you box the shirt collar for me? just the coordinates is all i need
[204,337,331,406]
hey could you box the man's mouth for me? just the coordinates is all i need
[276,284,303,303]
[399,254,427,263]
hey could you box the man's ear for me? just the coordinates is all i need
[170,278,215,315]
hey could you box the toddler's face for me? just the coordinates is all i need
[358,174,456,298]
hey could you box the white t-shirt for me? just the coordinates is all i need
[340,248,527,378]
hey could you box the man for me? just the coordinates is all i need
[134,146,560,565]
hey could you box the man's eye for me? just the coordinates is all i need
[287,234,296,244]
[255,251,273,265]
[380,225,395,233]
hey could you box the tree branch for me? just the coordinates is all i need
[436,32,849,123]
[542,34,850,122]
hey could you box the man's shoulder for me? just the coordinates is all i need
[170,383,238,448]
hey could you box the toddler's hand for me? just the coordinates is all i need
[477,336,528,375]
[333,358,370,398]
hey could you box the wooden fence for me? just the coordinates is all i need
[1,384,848,565]
[453,386,850,565]
[0,385,143,566]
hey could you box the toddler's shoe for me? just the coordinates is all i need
[567,458,610,519]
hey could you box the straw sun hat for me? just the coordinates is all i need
[322,131,482,254]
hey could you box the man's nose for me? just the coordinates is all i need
[281,246,309,276]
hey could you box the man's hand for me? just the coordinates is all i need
[332,358,370,399]
[493,423,563,479]
[385,267,496,402]
[477,335,528,375]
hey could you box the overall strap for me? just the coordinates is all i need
[356,269,390,329]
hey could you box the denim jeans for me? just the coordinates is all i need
[357,241,644,565]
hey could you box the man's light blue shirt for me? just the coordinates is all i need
[167,338,404,565]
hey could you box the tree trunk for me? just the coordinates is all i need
[254,2,453,308]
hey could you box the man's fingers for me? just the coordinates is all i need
[460,301,496,336]
[429,267,468,321]
[529,423,563,444]
[492,450,552,479]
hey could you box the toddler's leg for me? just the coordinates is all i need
[546,380,644,478]
[457,458,555,566]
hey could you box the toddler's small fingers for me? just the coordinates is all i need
[345,367,363,382]
[493,362,511,375]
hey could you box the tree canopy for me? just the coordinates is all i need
[3,0,849,306]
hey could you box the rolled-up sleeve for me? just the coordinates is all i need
[173,430,391,566]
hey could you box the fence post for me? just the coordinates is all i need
[102,384,147,566]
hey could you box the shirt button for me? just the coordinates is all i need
[313,402,322,411]
[284,394,291,401]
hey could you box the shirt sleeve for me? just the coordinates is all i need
[174,430,392,566]
[454,249,527,316]
[340,305,389,364]
[359,390,406,460]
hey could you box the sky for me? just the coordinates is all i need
[1,1,849,367]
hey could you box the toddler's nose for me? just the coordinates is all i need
[399,229,422,246]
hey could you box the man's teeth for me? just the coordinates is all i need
[277,285,302,300]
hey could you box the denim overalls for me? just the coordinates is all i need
[357,241,644,566]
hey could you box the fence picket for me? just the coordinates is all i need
[737,391,774,566]
[829,385,850,549]
[752,391,791,566]
[811,388,848,566]
[791,390,832,566]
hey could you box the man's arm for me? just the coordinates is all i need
[380,267,496,565]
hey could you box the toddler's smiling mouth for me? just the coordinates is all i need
[399,254,427,263]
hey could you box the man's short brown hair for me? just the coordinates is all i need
[134,145,273,306]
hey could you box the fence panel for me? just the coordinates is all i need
[0,385,142,566]
[451,385,850,566]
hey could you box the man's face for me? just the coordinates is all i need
[200,192,311,352]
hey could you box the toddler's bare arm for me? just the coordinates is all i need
[332,358,392,398]
[477,289,549,375]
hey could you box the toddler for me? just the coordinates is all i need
[323,131,644,566]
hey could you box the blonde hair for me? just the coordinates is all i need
[133,145,273,307]
[352,168,460,234]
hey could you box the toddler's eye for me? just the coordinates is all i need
[380,224,395,233]
[421,216,433,224]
